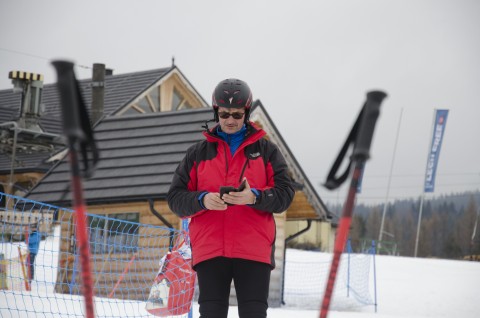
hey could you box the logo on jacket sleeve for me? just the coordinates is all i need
[249,152,261,159]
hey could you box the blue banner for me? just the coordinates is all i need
[424,109,449,192]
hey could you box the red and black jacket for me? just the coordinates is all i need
[167,122,295,268]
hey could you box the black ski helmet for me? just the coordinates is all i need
[212,78,252,122]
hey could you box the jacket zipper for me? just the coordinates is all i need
[206,127,258,184]
[224,146,229,177]
[238,157,249,183]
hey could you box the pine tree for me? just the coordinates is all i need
[350,214,366,252]
[365,207,381,244]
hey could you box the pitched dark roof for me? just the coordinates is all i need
[26,108,214,205]
[26,104,329,219]
[0,67,173,174]
[0,67,173,126]
[39,67,173,119]
[0,152,54,174]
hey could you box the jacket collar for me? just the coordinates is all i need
[204,121,266,145]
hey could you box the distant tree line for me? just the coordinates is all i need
[327,191,480,260]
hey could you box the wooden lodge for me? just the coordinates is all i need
[0,64,333,306]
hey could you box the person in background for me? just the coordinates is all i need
[167,78,295,318]
[27,228,41,282]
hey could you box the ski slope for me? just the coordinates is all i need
[1,225,479,318]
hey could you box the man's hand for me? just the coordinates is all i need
[222,178,256,206]
[203,192,227,210]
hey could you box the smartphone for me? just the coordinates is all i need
[220,179,247,205]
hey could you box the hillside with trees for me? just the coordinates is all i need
[327,191,480,259]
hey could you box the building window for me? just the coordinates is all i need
[120,82,195,115]
[173,88,192,110]
[137,98,152,113]
[89,212,139,254]
[150,87,161,110]
[123,107,142,115]
[124,86,160,114]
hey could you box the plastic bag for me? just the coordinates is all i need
[146,232,196,316]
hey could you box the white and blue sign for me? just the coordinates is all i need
[424,109,449,193]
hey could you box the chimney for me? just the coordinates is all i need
[9,71,44,132]
[91,63,105,125]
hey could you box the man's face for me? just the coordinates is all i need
[218,106,245,134]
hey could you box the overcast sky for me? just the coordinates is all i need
[1,0,479,206]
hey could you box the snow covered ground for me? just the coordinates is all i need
[265,254,480,318]
[1,225,479,318]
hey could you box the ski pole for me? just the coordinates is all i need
[320,91,387,318]
[108,253,138,298]
[18,246,30,291]
[52,60,98,318]
[24,226,31,285]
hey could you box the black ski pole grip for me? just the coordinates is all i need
[51,60,85,142]
[352,90,387,162]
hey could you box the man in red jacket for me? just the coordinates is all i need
[167,78,295,318]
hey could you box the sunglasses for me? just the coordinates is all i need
[218,111,245,119]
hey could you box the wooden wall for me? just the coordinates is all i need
[54,200,177,300]
[286,191,319,220]
[285,191,334,251]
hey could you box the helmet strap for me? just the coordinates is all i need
[202,118,216,130]
[244,108,251,123]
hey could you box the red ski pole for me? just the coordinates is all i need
[52,60,99,318]
[320,91,387,318]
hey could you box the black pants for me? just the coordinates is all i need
[195,257,271,318]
